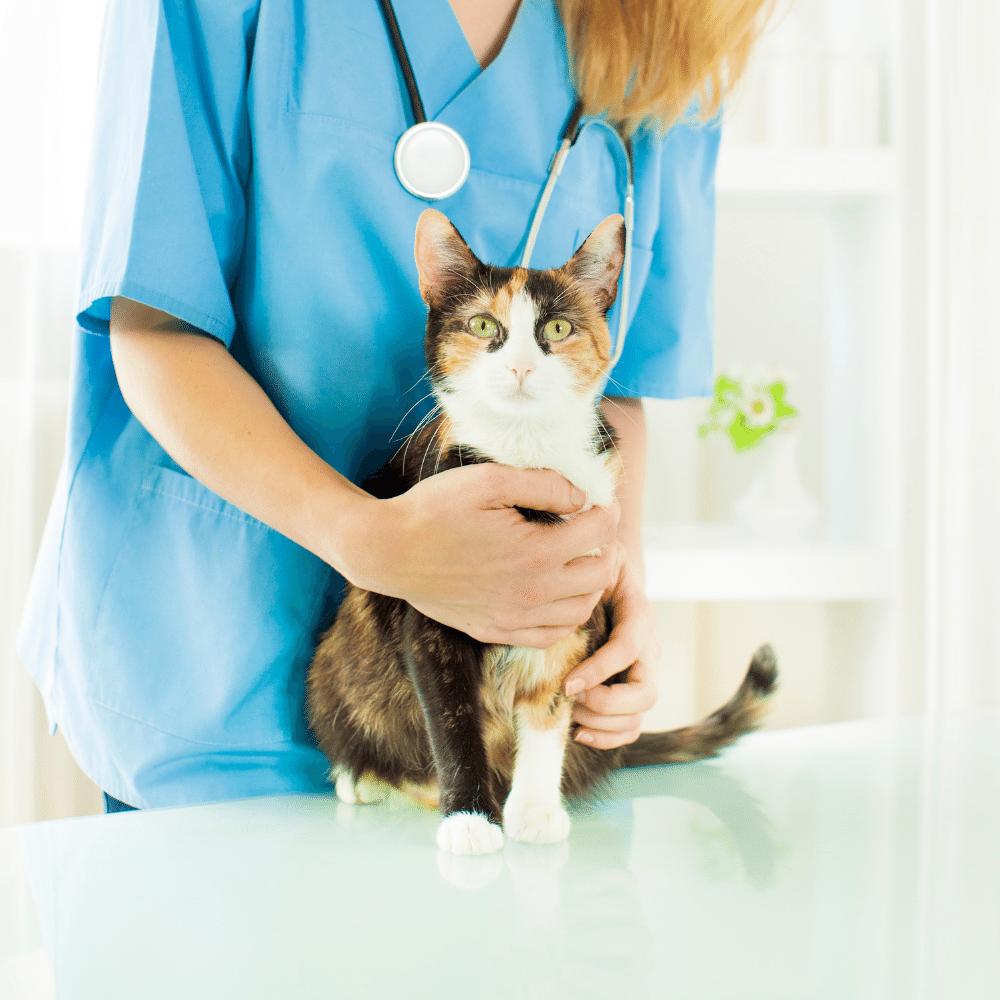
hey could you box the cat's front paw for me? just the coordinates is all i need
[436,812,504,855]
[503,795,571,845]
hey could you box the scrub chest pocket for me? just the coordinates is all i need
[87,465,332,747]
[286,15,402,140]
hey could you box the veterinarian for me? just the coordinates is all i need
[18,0,768,811]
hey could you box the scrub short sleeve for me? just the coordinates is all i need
[608,118,722,401]
[77,0,259,346]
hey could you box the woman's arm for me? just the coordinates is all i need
[563,395,660,748]
[108,297,622,648]
[108,298,369,568]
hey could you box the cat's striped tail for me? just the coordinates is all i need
[622,644,778,767]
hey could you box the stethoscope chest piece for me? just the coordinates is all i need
[394,122,471,201]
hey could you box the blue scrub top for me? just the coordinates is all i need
[18,0,720,809]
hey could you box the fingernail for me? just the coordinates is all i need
[564,678,585,697]
[571,488,586,506]
[576,731,594,745]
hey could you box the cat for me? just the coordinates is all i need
[306,208,777,856]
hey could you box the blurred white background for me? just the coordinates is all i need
[1,0,107,824]
[1,0,998,826]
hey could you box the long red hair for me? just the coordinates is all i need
[558,0,776,135]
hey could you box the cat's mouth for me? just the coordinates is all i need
[504,382,533,401]
[492,379,542,410]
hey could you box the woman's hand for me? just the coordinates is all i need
[561,556,660,749]
[344,463,623,648]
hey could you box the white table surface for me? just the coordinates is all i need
[2,712,998,1000]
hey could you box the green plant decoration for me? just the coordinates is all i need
[699,372,798,452]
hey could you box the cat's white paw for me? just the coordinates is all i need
[335,771,389,805]
[334,771,358,804]
[436,812,504,855]
[503,795,571,845]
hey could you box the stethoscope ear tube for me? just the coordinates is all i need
[523,113,635,374]
[519,137,573,270]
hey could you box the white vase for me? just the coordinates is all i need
[731,427,821,540]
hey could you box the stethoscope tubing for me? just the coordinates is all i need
[376,0,426,123]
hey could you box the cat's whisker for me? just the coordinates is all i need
[418,360,449,392]
[600,391,643,434]
[600,371,640,406]
[418,420,446,483]
[595,420,625,481]
[394,400,442,467]
[411,401,444,437]
[397,368,433,400]
[398,405,443,476]
[601,376,628,397]
[388,389,439,446]
[431,420,455,478]
[388,363,448,455]
[548,286,573,310]
[398,393,442,438]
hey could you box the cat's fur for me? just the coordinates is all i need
[306,209,777,855]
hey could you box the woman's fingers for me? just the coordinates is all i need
[543,501,621,566]
[470,624,579,648]
[405,598,592,649]
[571,650,659,748]
[552,541,620,597]
[571,704,646,733]
[571,607,659,718]
[563,563,654,693]
[386,464,625,644]
[561,559,661,749]
[573,665,659,717]
[573,646,658,720]
[480,465,587,516]
[508,590,606,631]
[573,727,644,750]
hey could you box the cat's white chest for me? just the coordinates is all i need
[446,399,617,508]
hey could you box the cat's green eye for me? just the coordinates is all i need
[468,315,498,339]
[544,318,573,342]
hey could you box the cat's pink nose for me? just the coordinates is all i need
[507,363,534,387]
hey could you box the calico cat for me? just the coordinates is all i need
[306,209,777,856]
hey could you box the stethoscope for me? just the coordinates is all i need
[376,0,634,369]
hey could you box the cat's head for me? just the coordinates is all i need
[413,209,625,418]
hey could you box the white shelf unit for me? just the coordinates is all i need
[643,524,894,602]
[716,146,897,197]
[642,0,907,730]
[644,140,901,589]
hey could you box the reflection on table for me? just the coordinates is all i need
[1,712,997,999]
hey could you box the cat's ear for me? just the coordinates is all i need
[414,209,480,307]
[562,214,626,313]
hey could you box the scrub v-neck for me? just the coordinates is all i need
[388,0,552,124]
[387,0,490,122]
[349,1,569,186]
[446,0,523,71]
